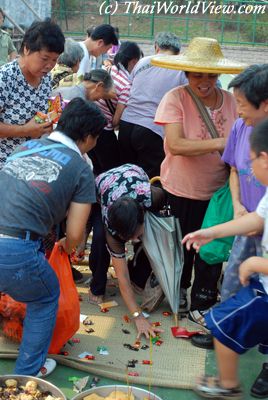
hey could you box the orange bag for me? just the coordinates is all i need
[0,243,80,353]
[0,293,26,342]
[48,243,80,353]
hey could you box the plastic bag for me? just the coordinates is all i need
[199,181,234,264]
[48,243,80,353]
[0,293,26,342]
[0,243,80,353]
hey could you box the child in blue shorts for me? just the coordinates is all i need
[182,117,268,400]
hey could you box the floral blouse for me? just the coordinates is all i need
[96,163,165,258]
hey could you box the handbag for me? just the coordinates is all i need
[185,86,234,264]
[199,181,234,264]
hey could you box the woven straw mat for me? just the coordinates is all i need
[0,269,206,389]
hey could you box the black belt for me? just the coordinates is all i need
[0,226,40,241]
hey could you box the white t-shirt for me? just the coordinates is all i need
[77,42,95,76]
[256,186,268,293]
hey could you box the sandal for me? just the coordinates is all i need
[194,375,243,399]
[88,288,104,306]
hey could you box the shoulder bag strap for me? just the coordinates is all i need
[105,99,116,115]
[185,85,220,139]
[7,143,66,162]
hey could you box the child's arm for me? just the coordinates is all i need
[239,257,268,286]
[182,211,264,252]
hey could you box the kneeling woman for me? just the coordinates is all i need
[96,163,165,338]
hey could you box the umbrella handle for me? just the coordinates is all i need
[149,176,161,184]
[174,313,179,327]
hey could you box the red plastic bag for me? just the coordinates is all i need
[48,243,80,354]
[0,243,80,353]
[0,293,26,342]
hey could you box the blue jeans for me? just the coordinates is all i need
[0,237,59,375]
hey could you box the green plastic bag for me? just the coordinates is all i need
[199,181,234,265]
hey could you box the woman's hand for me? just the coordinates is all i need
[182,228,215,252]
[23,117,53,138]
[134,314,164,340]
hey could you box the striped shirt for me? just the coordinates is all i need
[96,64,131,130]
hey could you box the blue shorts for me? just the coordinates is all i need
[205,278,268,355]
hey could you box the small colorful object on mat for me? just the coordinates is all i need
[141,344,149,350]
[124,343,139,351]
[85,328,95,334]
[58,351,69,356]
[85,354,95,360]
[155,340,163,346]
[122,329,130,334]
[83,317,94,326]
[72,338,80,343]
[152,321,161,327]
[142,360,153,365]
[162,311,171,316]
[123,314,131,323]
[128,371,139,377]
[133,339,141,349]
[151,336,161,345]
[100,307,109,313]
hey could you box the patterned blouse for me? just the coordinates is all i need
[96,163,165,258]
[0,60,51,168]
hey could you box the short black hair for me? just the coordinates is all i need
[114,41,141,70]
[20,19,65,55]
[250,118,268,156]
[228,64,268,109]
[90,24,118,45]
[108,197,144,241]
[57,97,106,141]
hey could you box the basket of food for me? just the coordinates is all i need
[0,375,66,400]
[71,385,162,400]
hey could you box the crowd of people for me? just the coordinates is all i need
[0,14,268,400]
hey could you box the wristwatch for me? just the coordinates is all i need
[131,310,142,319]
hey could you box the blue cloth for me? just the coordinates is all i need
[205,278,268,355]
[221,235,262,301]
[0,236,59,375]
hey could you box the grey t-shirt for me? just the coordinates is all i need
[0,138,96,236]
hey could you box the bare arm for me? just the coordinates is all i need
[112,103,126,128]
[239,256,268,286]
[182,211,264,252]
[0,118,53,139]
[165,122,226,157]
[60,202,92,254]
[229,166,248,218]
[112,256,163,339]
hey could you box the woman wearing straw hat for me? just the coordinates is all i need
[153,37,246,326]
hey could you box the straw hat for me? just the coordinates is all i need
[151,37,247,74]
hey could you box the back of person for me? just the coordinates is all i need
[0,137,94,237]
[121,55,187,138]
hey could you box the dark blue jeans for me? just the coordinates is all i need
[0,237,59,375]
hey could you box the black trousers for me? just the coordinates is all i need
[88,204,110,295]
[88,128,120,176]
[118,120,165,179]
[167,192,222,311]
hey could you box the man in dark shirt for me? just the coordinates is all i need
[0,97,105,377]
